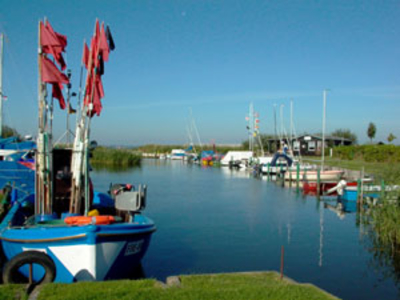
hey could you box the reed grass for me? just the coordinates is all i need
[90,147,142,167]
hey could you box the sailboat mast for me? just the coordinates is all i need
[273,103,277,150]
[290,99,293,144]
[0,33,3,138]
[321,89,328,171]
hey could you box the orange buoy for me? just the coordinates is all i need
[64,215,116,225]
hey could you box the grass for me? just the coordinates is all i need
[90,147,142,167]
[301,156,395,176]
[0,284,28,300]
[34,272,339,300]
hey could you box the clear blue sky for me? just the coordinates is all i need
[0,0,399,145]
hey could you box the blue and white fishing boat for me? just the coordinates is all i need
[0,19,155,284]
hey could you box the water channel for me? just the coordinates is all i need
[92,159,399,300]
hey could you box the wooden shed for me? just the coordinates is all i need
[292,135,353,156]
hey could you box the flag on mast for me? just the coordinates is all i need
[83,20,115,117]
[40,20,69,110]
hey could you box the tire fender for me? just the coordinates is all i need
[2,251,56,284]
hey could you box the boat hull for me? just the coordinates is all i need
[284,170,344,181]
[0,202,156,283]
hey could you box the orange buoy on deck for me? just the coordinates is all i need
[64,215,116,225]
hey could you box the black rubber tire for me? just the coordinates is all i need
[2,251,56,284]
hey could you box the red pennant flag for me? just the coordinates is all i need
[52,83,66,109]
[41,56,69,84]
[92,20,100,63]
[84,72,105,117]
[99,23,109,62]
[82,42,89,68]
[40,21,67,70]
[45,20,67,48]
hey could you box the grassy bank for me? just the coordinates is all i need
[91,147,141,167]
[301,156,394,176]
[332,145,400,163]
[7,272,339,300]
[0,284,27,300]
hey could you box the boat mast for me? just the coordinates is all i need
[0,33,3,137]
[36,19,53,215]
[189,108,202,151]
[249,102,254,153]
[290,99,293,147]
[273,103,277,151]
[321,89,328,171]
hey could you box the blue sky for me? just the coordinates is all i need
[0,0,399,145]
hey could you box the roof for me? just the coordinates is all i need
[266,135,352,143]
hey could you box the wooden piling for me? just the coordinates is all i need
[359,167,365,206]
[356,179,362,205]
[280,245,285,280]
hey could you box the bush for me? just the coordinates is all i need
[91,147,142,167]
[333,145,400,163]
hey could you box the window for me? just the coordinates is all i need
[293,141,300,151]
[308,141,316,152]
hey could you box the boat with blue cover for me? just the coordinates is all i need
[0,19,155,284]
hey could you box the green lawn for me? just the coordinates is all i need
[0,284,28,300]
[301,156,392,175]
[34,272,339,300]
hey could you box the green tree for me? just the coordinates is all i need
[331,128,358,144]
[367,122,376,143]
[1,125,20,139]
[387,133,397,144]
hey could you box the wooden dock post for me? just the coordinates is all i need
[359,167,365,206]
[317,168,321,196]
[280,245,285,280]
[380,179,385,200]
[357,179,361,205]
[267,163,270,181]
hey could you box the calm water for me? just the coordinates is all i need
[92,160,399,300]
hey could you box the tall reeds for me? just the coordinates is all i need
[91,147,142,167]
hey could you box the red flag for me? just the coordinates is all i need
[40,21,67,70]
[92,20,100,61]
[45,20,67,48]
[41,56,69,84]
[84,72,105,117]
[52,83,66,109]
[83,19,114,118]
[82,42,89,68]
[99,23,109,62]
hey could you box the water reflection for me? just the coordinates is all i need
[220,166,252,179]
[92,163,142,173]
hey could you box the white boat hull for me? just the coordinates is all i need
[284,170,344,181]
